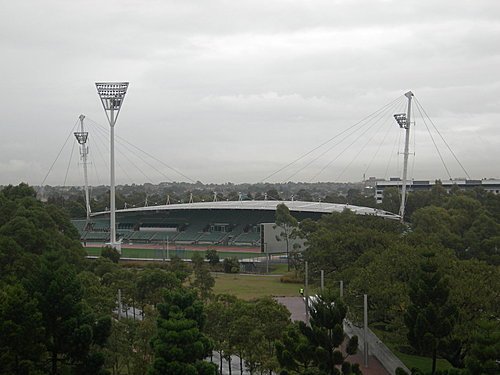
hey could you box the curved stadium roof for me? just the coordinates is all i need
[92,200,400,220]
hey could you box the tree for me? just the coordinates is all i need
[0,283,45,374]
[148,289,217,375]
[136,268,181,308]
[275,203,298,271]
[253,297,291,373]
[101,245,121,263]
[295,189,313,202]
[205,295,238,374]
[302,210,401,276]
[278,290,359,375]
[105,307,158,375]
[404,254,457,375]
[381,187,400,214]
[276,321,316,374]
[191,252,205,268]
[464,319,500,375]
[191,260,215,301]
[33,253,111,375]
[205,249,220,266]
[223,257,240,273]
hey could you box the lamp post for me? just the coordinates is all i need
[393,91,413,222]
[74,114,91,224]
[95,82,129,252]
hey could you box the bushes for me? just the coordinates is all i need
[223,257,240,273]
[279,272,303,284]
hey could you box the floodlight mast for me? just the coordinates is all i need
[393,91,414,222]
[95,82,129,252]
[74,115,91,223]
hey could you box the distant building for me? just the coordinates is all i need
[374,178,500,204]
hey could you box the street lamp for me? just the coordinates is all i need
[95,82,129,252]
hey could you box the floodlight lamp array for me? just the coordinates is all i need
[394,113,407,129]
[74,132,88,144]
[95,82,129,110]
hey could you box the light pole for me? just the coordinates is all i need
[394,91,413,222]
[95,82,129,252]
[74,114,91,224]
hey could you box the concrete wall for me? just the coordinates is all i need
[260,222,306,254]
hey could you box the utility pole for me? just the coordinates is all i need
[394,91,414,222]
[340,280,344,298]
[320,270,324,291]
[96,82,129,252]
[364,294,369,368]
[265,243,269,274]
[305,261,309,323]
[118,289,122,320]
[74,114,91,224]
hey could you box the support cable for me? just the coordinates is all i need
[63,138,77,187]
[261,95,403,182]
[364,99,407,178]
[335,98,405,181]
[414,100,452,179]
[39,119,80,189]
[87,124,109,172]
[410,114,417,182]
[91,122,172,183]
[91,124,154,184]
[87,123,136,186]
[283,97,405,182]
[309,97,405,182]
[86,118,195,182]
[414,97,471,179]
[384,128,401,179]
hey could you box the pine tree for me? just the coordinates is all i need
[404,253,457,375]
[277,290,360,375]
[148,289,217,375]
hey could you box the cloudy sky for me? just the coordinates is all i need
[1,0,499,186]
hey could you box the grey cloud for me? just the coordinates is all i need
[1,0,499,185]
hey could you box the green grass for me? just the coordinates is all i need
[269,263,289,275]
[85,247,260,260]
[371,327,454,373]
[395,351,454,373]
[212,273,302,300]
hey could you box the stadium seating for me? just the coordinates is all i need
[72,208,274,247]
[197,231,228,244]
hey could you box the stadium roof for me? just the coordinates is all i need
[92,200,400,220]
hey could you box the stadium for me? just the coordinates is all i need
[72,200,399,257]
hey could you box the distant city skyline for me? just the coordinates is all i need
[1,1,499,186]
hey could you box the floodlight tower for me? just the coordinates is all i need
[393,91,414,222]
[74,114,91,223]
[95,82,129,251]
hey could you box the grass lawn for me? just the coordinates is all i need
[395,351,454,373]
[269,263,289,275]
[212,273,302,300]
[371,327,454,373]
[85,247,259,260]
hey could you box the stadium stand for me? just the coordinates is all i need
[72,200,399,248]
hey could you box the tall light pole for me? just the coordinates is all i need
[95,82,129,252]
[74,114,91,224]
[394,91,413,222]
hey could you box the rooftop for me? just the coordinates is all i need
[92,200,400,220]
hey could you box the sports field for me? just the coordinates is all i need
[212,273,302,300]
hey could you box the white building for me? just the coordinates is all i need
[374,178,500,204]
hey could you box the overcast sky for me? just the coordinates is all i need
[1,0,499,186]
